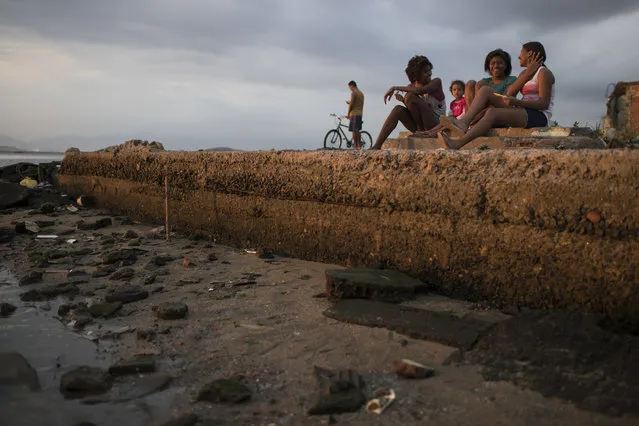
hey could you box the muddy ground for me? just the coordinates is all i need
[1,187,638,426]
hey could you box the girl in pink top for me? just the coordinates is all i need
[448,80,467,119]
[439,41,556,149]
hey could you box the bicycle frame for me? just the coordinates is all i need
[331,116,353,145]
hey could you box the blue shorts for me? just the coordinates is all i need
[349,115,362,132]
[525,109,548,128]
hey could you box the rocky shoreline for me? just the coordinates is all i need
[1,168,639,425]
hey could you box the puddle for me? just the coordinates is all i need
[0,263,182,426]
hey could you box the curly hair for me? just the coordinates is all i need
[484,49,512,76]
[405,55,433,84]
[449,80,465,93]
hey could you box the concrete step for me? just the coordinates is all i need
[398,126,582,139]
[383,136,606,151]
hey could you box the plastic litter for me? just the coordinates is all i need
[36,235,58,239]
[19,177,38,189]
[366,388,396,415]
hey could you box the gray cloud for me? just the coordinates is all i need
[0,0,637,148]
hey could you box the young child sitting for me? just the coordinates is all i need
[448,80,467,119]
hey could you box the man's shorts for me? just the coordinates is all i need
[348,115,362,132]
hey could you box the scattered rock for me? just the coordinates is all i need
[88,302,122,319]
[308,389,366,416]
[178,277,202,285]
[108,356,156,376]
[137,328,157,341]
[119,217,134,225]
[76,195,96,208]
[393,359,435,379]
[207,253,218,262]
[57,304,73,317]
[19,270,43,286]
[0,181,30,209]
[154,302,188,320]
[109,267,135,281]
[81,373,172,405]
[46,249,69,260]
[158,414,199,426]
[100,237,116,246]
[325,269,427,303]
[151,286,164,294]
[67,270,90,284]
[0,302,17,317]
[39,203,56,214]
[143,275,156,285]
[313,366,364,395]
[105,286,149,304]
[197,379,252,404]
[59,366,113,399]
[72,315,93,330]
[123,230,138,239]
[57,227,76,236]
[77,217,112,230]
[20,283,79,302]
[586,211,602,224]
[128,239,141,247]
[102,249,137,265]
[71,248,93,257]
[257,248,275,259]
[92,266,116,278]
[150,254,175,267]
[0,227,15,243]
[0,352,41,391]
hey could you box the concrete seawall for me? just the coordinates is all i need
[57,149,639,326]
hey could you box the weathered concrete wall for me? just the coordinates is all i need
[606,81,639,137]
[58,150,639,326]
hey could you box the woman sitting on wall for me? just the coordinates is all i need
[465,48,518,107]
[439,41,555,149]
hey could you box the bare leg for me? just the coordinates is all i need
[440,108,528,149]
[450,86,510,132]
[465,80,476,107]
[404,93,424,131]
[408,97,438,131]
[371,106,417,150]
[353,130,361,149]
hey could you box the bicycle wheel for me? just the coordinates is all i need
[323,129,342,149]
[360,131,373,150]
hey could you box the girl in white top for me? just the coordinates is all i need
[439,41,556,150]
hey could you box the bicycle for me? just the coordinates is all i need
[323,114,373,150]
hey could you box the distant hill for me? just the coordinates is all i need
[0,135,26,151]
[0,145,20,152]
[201,147,243,151]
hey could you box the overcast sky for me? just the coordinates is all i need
[1,0,638,151]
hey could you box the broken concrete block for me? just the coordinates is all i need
[325,269,427,303]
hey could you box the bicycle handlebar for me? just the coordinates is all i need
[329,113,348,119]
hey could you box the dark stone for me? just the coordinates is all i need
[39,203,56,214]
[108,356,156,376]
[0,302,17,317]
[77,217,112,231]
[0,352,41,391]
[313,366,364,395]
[143,274,156,285]
[324,300,494,350]
[119,217,134,225]
[100,237,115,246]
[0,181,30,209]
[67,270,90,284]
[20,283,79,302]
[109,267,135,281]
[0,227,16,243]
[58,227,76,235]
[207,253,218,261]
[92,266,116,278]
[46,249,69,260]
[149,254,175,267]
[325,269,427,303]
[59,366,112,399]
[72,422,97,426]
[81,373,172,405]
[124,230,138,239]
[105,287,148,304]
[196,379,252,404]
[57,304,72,317]
[154,302,188,320]
[127,239,141,247]
[35,219,55,227]
[158,414,199,426]
[102,250,137,265]
[71,248,93,257]
[73,315,93,330]
[88,302,122,318]
[307,388,366,416]
[257,248,275,259]
[19,270,43,286]
[151,286,164,294]
[137,328,156,341]
[464,311,639,417]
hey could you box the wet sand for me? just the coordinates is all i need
[1,193,637,425]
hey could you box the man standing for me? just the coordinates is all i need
[346,80,365,149]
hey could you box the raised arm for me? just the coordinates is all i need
[505,52,543,97]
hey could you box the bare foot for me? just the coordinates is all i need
[440,116,468,134]
[438,132,465,150]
